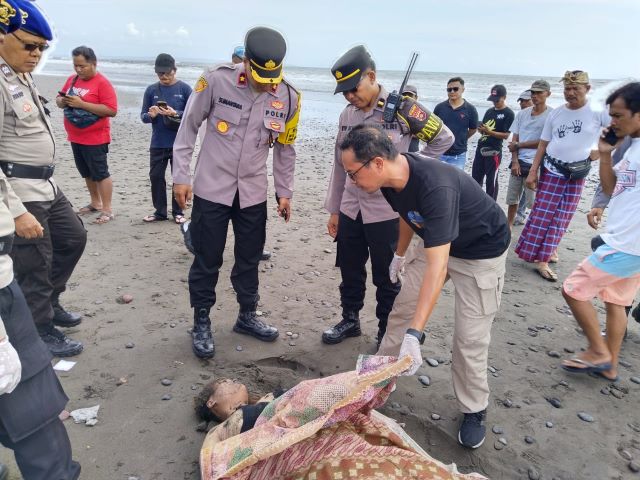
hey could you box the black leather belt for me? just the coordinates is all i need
[0,161,55,180]
[0,233,14,255]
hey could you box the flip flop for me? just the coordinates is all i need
[78,204,100,215]
[143,214,167,223]
[561,357,612,374]
[94,212,115,225]
[536,265,558,282]
[589,370,620,382]
[173,215,187,224]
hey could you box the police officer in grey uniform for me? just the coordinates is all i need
[0,4,81,478]
[323,45,453,347]
[173,27,301,358]
[0,0,86,357]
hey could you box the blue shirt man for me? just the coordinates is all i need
[434,76,479,170]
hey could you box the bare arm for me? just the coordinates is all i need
[396,217,415,256]
[409,243,450,332]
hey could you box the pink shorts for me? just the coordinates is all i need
[563,246,640,306]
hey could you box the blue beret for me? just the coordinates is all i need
[15,0,53,41]
[0,0,21,34]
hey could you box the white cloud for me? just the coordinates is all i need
[175,26,189,37]
[126,22,141,36]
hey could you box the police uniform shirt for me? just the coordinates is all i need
[324,86,454,224]
[0,172,17,289]
[172,63,300,209]
[0,55,56,204]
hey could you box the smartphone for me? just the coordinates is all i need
[603,127,618,146]
[58,91,67,97]
[157,101,168,109]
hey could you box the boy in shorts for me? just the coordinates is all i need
[561,82,640,382]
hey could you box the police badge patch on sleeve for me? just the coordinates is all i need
[194,76,208,93]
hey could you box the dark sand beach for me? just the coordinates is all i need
[1,74,637,480]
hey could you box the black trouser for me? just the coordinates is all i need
[149,147,182,219]
[0,281,79,480]
[472,148,502,200]
[188,193,266,312]
[336,212,401,329]
[10,188,87,327]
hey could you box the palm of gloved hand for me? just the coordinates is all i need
[389,253,406,284]
[0,337,21,395]
[398,333,423,376]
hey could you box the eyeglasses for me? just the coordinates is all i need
[11,33,49,52]
[446,87,460,93]
[346,157,374,181]
[156,71,174,77]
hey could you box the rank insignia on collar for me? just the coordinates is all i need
[377,99,385,108]
[271,84,278,93]
[1,64,12,78]
[238,73,247,86]
[194,76,208,93]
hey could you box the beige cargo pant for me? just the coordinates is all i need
[377,240,507,413]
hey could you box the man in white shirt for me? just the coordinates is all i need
[560,82,640,382]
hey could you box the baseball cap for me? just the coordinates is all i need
[530,79,551,92]
[402,84,418,96]
[487,84,507,102]
[331,45,373,95]
[244,27,286,84]
[155,53,176,74]
[517,90,532,101]
[232,45,245,59]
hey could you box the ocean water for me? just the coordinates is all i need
[40,57,620,139]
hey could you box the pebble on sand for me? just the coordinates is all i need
[577,412,594,423]
[161,394,172,401]
[426,358,439,367]
[116,294,134,304]
[492,426,504,435]
[161,379,172,386]
[527,467,540,480]
[125,342,135,349]
[418,375,430,387]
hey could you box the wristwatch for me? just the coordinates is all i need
[406,328,426,345]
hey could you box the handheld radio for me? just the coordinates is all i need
[383,52,419,123]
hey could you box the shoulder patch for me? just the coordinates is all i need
[1,63,13,78]
[194,76,209,93]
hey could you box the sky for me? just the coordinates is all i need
[37,0,639,79]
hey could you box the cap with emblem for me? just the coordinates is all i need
[331,45,374,95]
[15,0,53,40]
[155,53,176,73]
[517,90,532,101]
[402,84,418,97]
[561,70,589,85]
[487,84,507,102]
[0,0,21,34]
[244,27,286,84]
[530,79,551,92]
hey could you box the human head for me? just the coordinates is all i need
[231,45,244,64]
[446,76,465,102]
[72,45,97,81]
[402,84,418,100]
[487,84,507,107]
[606,82,640,139]
[339,124,398,193]
[561,70,591,109]
[331,45,379,110]
[517,90,532,109]
[194,378,250,422]
[243,26,286,92]
[0,0,52,73]
[529,79,551,107]
[154,53,177,86]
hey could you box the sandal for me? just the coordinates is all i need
[143,214,167,223]
[536,265,557,282]
[173,215,187,224]
[94,212,115,225]
[78,204,100,216]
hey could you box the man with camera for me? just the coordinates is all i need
[0,0,86,357]
[140,53,192,224]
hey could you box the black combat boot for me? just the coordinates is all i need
[38,324,84,357]
[260,250,272,261]
[376,319,387,350]
[322,311,361,345]
[233,310,279,342]
[52,296,82,328]
[192,307,215,358]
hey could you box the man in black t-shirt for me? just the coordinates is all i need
[471,84,515,200]
[339,125,510,450]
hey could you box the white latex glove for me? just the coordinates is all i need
[398,333,423,376]
[389,253,406,284]
[0,337,21,395]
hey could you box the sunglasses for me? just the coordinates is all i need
[446,87,460,93]
[11,32,49,52]
[346,157,374,181]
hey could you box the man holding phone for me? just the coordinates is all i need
[140,53,192,224]
[172,27,301,358]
